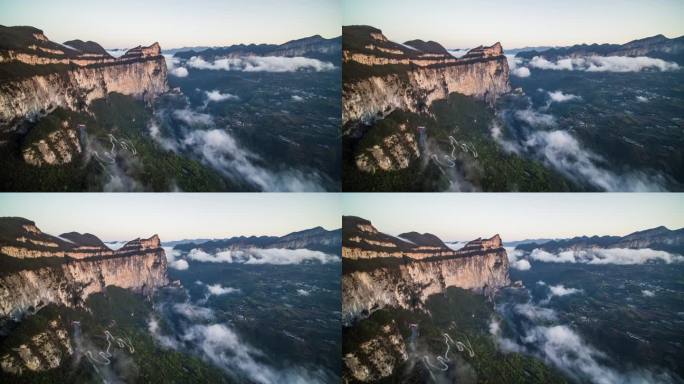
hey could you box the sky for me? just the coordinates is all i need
[0,0,340,49]
[0,193,341,242]
[343,0,684,49]
[343,193,684,242]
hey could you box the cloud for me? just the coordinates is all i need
[205,90,239,102]
[528,55,680,72]
[187,247,339,265]
[530,247,683,265]
[172,108,214,126]
[514,303,557,321]
[515,108,557,127]
[642,290,656,297]
[186,56,335,72]
[291,95,304,102]
[523,129,666,191]
[548,284,582,297]
[148,318,180,349]
[206,284,240,295]
[163,247,189,270]
[489,121,522,154]
[636,96,649,103]
[182,128,325,191]
[164,55,189,77]
[507,55,531,78]
[547,91,580,103]
[170,67,189,77]
[148,121,179,152]
[511,259,531,271]
[296,289,310,296]
[173,302,215,320]
[505,247,532,270]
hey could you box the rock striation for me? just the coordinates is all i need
[342,216,509,324]
[0,25,168,126]
[0,217,168,329]
[342,25,510,124]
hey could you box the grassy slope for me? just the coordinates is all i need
[0,93,231,191]
[0,286,230,384]
[343,93,578,191]
[343,287,568,383]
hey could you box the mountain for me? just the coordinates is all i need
[0,217,168,335]
[341,216,509,324]
[342,25,510,125]
[515,34,684,63]
[0,25,168,128]
[173,34,342,63]
[504,45,561,55]
[516,226,684,254]
[173,225,342,255]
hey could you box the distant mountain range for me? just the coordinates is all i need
[173,226,342,255]
[516,226,684,254]
[173,34,341,63]
[515,34,684,63]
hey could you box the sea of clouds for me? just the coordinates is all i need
[529,248,684,265]
[185,56,335,73]
[491,294,676,383]
[186,247,339,265]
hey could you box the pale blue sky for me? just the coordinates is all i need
[0,193,341,242]
[343,193,684,242]
[0,0,340,49]
[344,0,684,49]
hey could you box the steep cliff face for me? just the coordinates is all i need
[0,26,167,126]
[342,26,510,124]
[0,217,168,328]
[342,216,510,324]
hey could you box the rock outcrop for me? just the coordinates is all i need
[0,217,168,328]
[21,120,82,166]
[342,26,510,124]
[0,26,168,126]
[342,216,510,324]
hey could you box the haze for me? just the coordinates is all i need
[0,193,341,242]
[0,0,340,49]
[343,193,684,242]
[343,0,684,49]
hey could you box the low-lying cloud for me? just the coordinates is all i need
[187,56,336,73]
[506,55,531,78]
[205,90,239,102]
[206,284,240,295]
[163,247,189,270]
[530,247,683,265]
[528,55,680,72]
[165,55,189,77]
[547,90,580,103]
[187,247,340,265]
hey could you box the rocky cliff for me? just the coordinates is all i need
[0,217,168,329]
[0,25,168,127]
[342,216,509,324]
[342,25,510,124]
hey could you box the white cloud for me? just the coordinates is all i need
[296,289,310,296]
[506,55,531,78]
[172,108,214,126]
[511,259,531,271]
[148,317,179,349]
[148,121,179,152]
[514,303,557,321]
[164,55,189,77]
[548,284,582,297]
[528,55,680,72]
[523,129,666,191]
[547,90,580,103]
[636,96,649,103]
[207,284,240,295]
[515,108,557,127]
[530,247,683,265]
[187,247,339,265]
[173,302,215,320]
[642,290,656,297]
[182,129,325,191]
[163,247,189,270]
[489,122,522,154]
[291,95,304,102]
[205,90,239,102]
[186,56,335,73]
